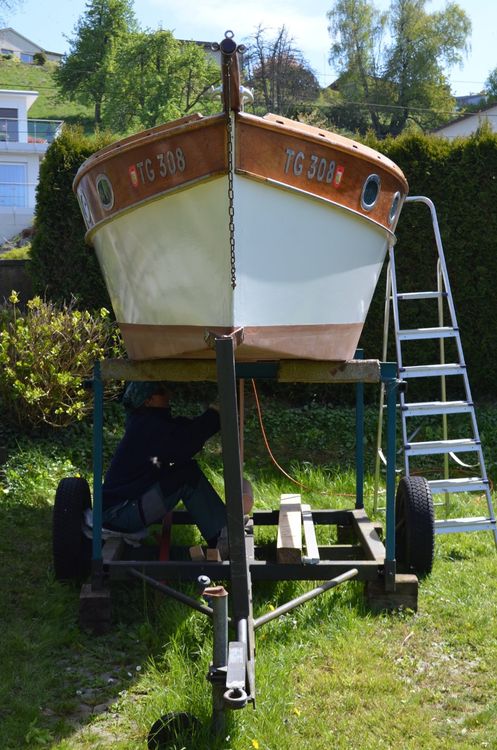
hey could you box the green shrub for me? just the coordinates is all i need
[0,292,123,428]
[29,126,116,309]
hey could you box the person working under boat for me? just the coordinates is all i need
[101,381,252,554]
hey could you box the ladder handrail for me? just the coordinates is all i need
[374,196,496,544]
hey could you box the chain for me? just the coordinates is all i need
[226,59,237,289]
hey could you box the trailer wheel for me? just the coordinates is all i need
[395,475,435,578]
[147,712,201,749]
[53,477,92,581]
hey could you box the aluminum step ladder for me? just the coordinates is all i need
[374,195,497,544]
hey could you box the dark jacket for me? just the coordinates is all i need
[102,406,220,509]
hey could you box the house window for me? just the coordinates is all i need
[1,48,14,55]
[0,163,27,207]
[0,108,19,141]
[20,52,34,64]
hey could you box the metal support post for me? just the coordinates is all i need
[214,334,255,703]
[204,585,229,736]
[355,349,365,509]
[383,365,399,591]
[214,336,250,621]
[92,361,104,589]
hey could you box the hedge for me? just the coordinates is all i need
[29,126,115,310]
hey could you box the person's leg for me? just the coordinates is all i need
[103,463,227,542]
[179,472,227,542]
[155,462,226,543]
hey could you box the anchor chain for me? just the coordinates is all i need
[225,58,237,289]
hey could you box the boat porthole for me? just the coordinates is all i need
[389,191,401,224]
[361,174,381,211]
[96,174,114,210]
[77,188,93,229]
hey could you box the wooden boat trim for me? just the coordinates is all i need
[75,112,222,179]
[254,112,406,184]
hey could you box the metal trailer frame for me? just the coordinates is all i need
[85,335,407,736]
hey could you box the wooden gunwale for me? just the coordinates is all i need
[254,112,407,185]
[74,112,222,181]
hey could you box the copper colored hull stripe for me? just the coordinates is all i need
[119,322,364,362]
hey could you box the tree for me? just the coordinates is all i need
[327,0,471,137]
[55,0,136,125]
[102,30,220,132]
[244,25,320,117]
[485,67,497,103]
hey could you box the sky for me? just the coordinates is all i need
[3,0,495,96]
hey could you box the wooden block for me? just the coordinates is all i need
[277,494,302,563]
[189,545,206,561]
[79,583,112,635]
[302,504,320,564]
[365,574,418,613]
[206,547,222,562]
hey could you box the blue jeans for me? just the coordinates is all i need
[101,470,226,543]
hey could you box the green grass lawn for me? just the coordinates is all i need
[1,399,497,749]
[0,57,94,128]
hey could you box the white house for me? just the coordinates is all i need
[433,103,497,139]
[0,28,63,63]
[0,89,62,241]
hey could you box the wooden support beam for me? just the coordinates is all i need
[101,358,218,382]
[277,494,302,563]
[302,504,320,564]
[99,357,382,384]
[277,359,381,384]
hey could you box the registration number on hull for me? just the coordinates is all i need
[284,148,344,187]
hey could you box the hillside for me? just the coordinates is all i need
[0,57,94,128]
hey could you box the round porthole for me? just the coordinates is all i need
[77,188,93,229]
[361,174,381,211]
[96,174,114,210]
[389,191,401,225]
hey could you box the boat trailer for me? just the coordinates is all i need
[55,335,434,746]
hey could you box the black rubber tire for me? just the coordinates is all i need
[395,475,435,578]
[147,712,201,749]
[52,476,92,581]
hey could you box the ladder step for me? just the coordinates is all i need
[435,517,496,535]
[428,477,488,494]
[396,291,446,301]
[398,326,457,341]
[400,363,465,378]
[405,438,480,456]
[403,400,472,417]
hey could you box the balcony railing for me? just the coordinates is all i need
[0,117,63,144]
